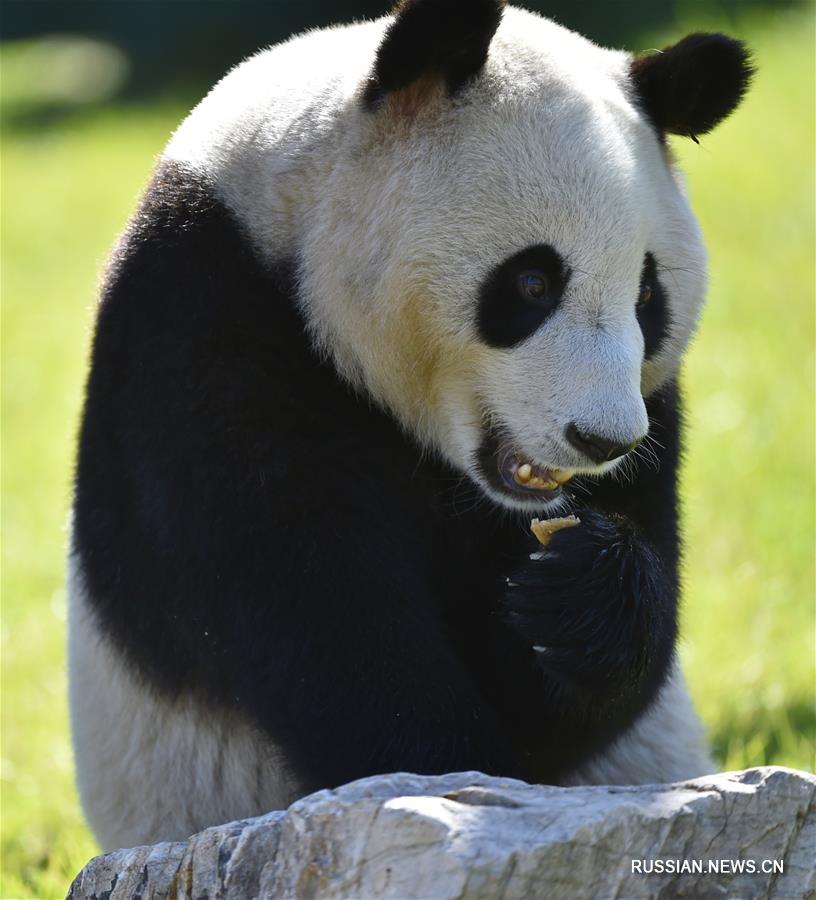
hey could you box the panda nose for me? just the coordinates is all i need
[565,422,643,464]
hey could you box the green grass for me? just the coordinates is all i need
[1,106,188,898]
[672,5,815,774]
[1,7,813,897]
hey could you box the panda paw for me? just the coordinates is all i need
[501,510,675,700]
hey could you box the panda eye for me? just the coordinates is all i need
[637,283,653,307]
[477,244,568,348]
[517,271,549,302]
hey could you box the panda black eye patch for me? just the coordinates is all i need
[637,252,670,359]
[477,244,570,348]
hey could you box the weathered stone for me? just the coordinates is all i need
[68,766,815,899]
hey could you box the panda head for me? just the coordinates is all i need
[298,0,752,511]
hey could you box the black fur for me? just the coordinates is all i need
[74,161,682,794]
[499,510,677,774]
[476,244,570,348]
[638,251,670,359]
[364,0,505,108]
[630,33,753,139]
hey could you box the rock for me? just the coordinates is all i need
[68,766,815,899]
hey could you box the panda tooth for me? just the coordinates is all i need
[516,463,533,484]
[531,476,557,490]
[514,461,562,492]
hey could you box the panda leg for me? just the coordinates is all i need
[68,559,300,851]
[562,664,714,785]
[70,526,530,850]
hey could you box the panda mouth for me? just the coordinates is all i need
[497,445,575,497]
[476,420,575,500]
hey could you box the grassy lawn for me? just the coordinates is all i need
[672,5,814,774]
[1,6,813,897]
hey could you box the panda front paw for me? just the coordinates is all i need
[501,511,676,704]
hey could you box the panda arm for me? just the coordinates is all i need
[493,385,682,777]
[258,512,531,792]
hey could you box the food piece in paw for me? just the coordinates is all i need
[530,515,581,547]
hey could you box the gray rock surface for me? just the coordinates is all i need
[68,766,815,899]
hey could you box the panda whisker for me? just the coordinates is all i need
[439,472,489,518]
[630,452,651,476]
[631,438,661,473]
[656,262,706,278]
[655,263,706,290]
[568,263,607,285]
[645,417,667,449]
[566,478,592,497]
[450,487,491,518]
[611,457,637,485]
[642,431,665,455]
[644,431,664,454]
[638,447,659,472]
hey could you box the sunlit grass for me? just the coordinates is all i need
[672,4,815,774]
[1,106,183,899]
[1,5,813,896]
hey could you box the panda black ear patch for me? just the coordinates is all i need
[630,33,753,139]
[364,0,505,109]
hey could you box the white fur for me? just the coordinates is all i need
[68,557,301,850]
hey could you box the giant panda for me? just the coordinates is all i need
[68,0,752,851]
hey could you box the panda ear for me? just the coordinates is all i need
[364,0,506,110]
[630,33,753,139]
